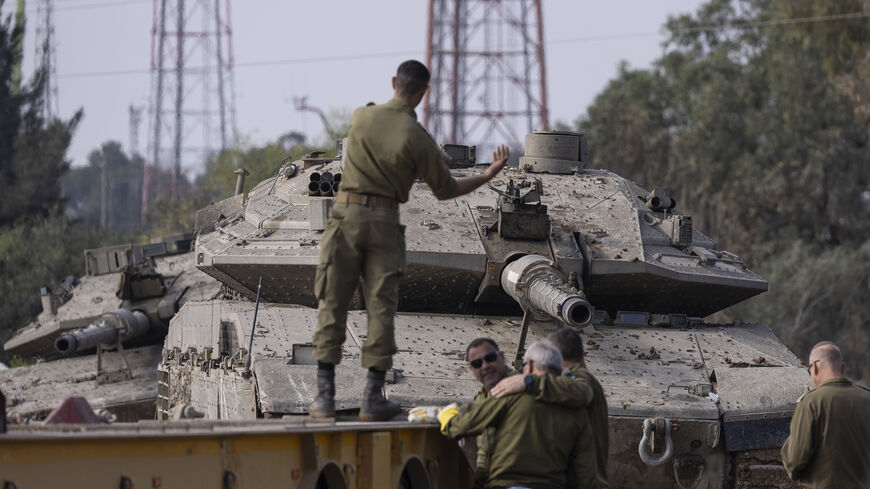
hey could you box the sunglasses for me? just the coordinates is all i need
[469,351,500,369]
[807,359,820,375]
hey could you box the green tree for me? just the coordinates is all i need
[579,0,870,262]
[195,132,334,202]
[577,0,870,380]
[63,141,144,232]
[729,242,870,381]
[0,1,85,351]
[0,0,81,227]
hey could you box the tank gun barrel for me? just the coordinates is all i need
[500,255,593,327]
[54,308,151,355]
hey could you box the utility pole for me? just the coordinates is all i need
[143,0,238,218]
[34,0,59,119]
[423,0,549,153]
[100,156,107,229]
[129,105,144,158]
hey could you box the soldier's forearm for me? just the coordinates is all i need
[450,172,494,199]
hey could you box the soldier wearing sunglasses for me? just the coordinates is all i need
[465,338,515,488]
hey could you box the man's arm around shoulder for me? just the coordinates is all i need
[490,372,594,408]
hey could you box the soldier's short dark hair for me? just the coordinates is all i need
[466,337,499,358]
[547,327,585,363]
[395,60,430,95]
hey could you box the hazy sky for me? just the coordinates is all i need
[7,0,705,168]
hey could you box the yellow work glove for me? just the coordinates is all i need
[437,402,459,434]
[407,406,439,423]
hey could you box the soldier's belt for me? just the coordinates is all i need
[334,191,399,210]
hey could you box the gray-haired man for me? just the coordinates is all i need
[781,341,870,488]
[492,327,609,485]
[440,341,600,489]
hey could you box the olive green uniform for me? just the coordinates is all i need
[472,367,518,484]
[312,98,457,371]
[445,390,600,489]
[780,377,870,489]
[537,364,609,484]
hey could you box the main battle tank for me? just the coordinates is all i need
[1,233,222,421]
[161,133,811,488]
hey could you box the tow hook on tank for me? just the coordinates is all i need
[639,418,674,466]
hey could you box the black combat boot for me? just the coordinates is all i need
[309,362,336,418]
[359,368,402,421]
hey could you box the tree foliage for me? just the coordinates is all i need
[0,0,85,349]
[0,1,81,227]
[63,141,144,232]
[578,0,870,376]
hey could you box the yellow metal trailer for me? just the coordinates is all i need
[0,418,471,489]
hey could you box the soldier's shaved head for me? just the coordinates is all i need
[808,341,846,387]
[810,341,844,366]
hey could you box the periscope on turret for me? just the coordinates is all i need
[160,131,809,488]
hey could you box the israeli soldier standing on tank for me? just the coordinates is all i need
[781,341,870,488]
[309,60,510,421]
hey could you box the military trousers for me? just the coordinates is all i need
[312,201,405,371]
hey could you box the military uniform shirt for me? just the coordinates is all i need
[472,367,518,477]
[536,364,610,483]
[780,377,870,489]
[445,390,599,489]
[340,98,457,202]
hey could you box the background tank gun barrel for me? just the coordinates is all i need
[500,254,593,327]
[54,308,151,355]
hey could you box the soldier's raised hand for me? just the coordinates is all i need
[485,144,509,179]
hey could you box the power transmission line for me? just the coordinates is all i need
[14,0,150,14]
[56,10,870,80]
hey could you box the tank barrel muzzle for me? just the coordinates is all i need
[500,255,593,327]
[54,308,151,355]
